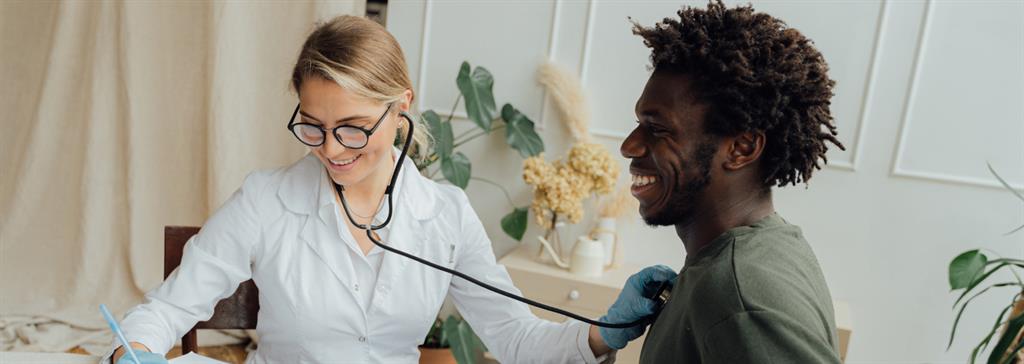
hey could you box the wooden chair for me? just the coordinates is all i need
[164,226,259,354]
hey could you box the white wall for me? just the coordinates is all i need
[387,0,1024,362]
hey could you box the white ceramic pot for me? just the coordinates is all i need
[570,236,605,277]
[594,218,617,266]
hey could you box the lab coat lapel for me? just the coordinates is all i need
[372,157,440,308]
[372,204,419,307]
[279,154,358,295]
[299,210,356,291]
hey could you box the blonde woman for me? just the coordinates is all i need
[108,15,674,364]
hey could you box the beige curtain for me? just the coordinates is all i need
[0,0,364,354]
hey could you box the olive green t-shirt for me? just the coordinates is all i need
[639,213,840,363]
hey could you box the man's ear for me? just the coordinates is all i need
[723,131,765,171]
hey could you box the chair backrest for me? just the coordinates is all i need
[164,226,259,354]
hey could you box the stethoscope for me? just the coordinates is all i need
[332,110,671,329]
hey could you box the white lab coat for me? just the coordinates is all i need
[107,151,607,363]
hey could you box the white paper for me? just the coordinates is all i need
[168,352,230,364]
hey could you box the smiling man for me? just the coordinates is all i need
[620,1,845,363]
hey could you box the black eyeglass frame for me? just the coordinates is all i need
[286,102,393,149]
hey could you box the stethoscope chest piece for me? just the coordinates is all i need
[646,279,674,324]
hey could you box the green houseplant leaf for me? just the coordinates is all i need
[970,302,1016,363]
[501,207,529,241]
[443,316,485,364]
[946,164,1024,362]
[948,282,1022,350]
[423,110,453,160]
[989,163,1024,204]
[986,311,1024,364]
[1002,333,1024,364]
[987,163,1024,235]
[951,250,989,290]
[955,263,1012,308]
[442,152,471,189]
[500,104,544,158]
[456,62,496,132]
[422,318,448,348]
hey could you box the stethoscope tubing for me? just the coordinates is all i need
[335,110,651,330]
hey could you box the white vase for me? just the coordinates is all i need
[570,236,605,277]
[594,217,617,266]
[537,222,567,265]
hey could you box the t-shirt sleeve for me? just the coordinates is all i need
[701,310,840,364]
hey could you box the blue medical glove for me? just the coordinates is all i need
[115,349,168,364]
[598,264,677,350]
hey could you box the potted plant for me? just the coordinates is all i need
[419,315,487,364]
[409,61,544,243]
[948,163,1024,363]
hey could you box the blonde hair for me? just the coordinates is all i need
[291,15,431,158]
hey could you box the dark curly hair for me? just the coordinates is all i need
[632,0,844,187]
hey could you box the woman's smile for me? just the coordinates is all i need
[326,154,361,172]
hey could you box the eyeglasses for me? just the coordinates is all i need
[286,103,392,149]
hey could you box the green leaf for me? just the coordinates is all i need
[955,263,1010,308]
[989,163,1024,204]
[987,258,1024,268]
[423,110,453,159]
[441,152,471,189]
[948,282,1022,349]
[500,104,544,157]
[501,207,529,241]
[986,310,1024,364]
[1007,223,1024,236]
[970,302,1016,364]
[422,318,448,348]
[951,250,989,290]
[444,316,484,364]
[456,62,496,132]
[1003,336,1024,364]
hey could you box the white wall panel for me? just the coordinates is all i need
[894,0,1024,188]
[582,0,885,170]
[414,0,558,122]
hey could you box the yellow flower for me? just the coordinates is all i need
[522,155,554,187]
[521,143,619,229]
[567,143,618,194]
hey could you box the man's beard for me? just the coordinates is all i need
[643,140,717,227]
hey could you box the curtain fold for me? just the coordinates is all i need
[0,0,365,353]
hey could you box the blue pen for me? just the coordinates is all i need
[100,304,142,364]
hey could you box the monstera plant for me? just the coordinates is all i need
[410,61,543,242]
[948,164,1024,363]
[419,315,487,364]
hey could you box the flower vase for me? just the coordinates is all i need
[536,222,570,269]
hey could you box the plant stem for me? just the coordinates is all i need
[454,130,488,146]
[446,94,462,124]
[469,176,515,208]
[453,128,476,142]
[454,124,505,149]
[549,212,561,257]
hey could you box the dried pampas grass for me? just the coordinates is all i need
[538,61,590,142]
